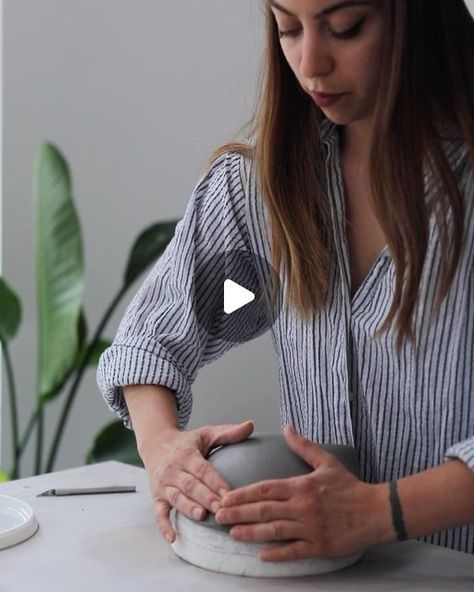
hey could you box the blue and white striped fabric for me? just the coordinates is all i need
[97,119,474,553]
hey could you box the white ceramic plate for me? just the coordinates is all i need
[0,495,39,550]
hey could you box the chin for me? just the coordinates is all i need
[321,107,372,128]
[320,110,351,126]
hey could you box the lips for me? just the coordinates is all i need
[310,91,344,98]
[308,90,346,108]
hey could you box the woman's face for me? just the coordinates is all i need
[270,0,385,127]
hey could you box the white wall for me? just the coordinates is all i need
[2,0,280,477]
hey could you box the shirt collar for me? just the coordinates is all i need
[320,116,340,148]
[320,117,467,172]
[435,120,468,173]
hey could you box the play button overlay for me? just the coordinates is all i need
[194,249,281,346]
[224,279,255,314]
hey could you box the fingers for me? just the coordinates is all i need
[230,519,304,544]
[154,476,215,543]
[150,421,256,544]
[164,485,209,520]
[283,424,333,470]
[216,500,296,525]
[220,478,293,507]
[167,465,224,514]
[178,447,230,498]
[203,420,255,450]
[155,469,222,543]
[260,540,313,562]
[168,421,257,515]
[154,499,176,543]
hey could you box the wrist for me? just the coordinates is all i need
[369,482,398,545]
[396,460,474,538]
[138,426,182,466]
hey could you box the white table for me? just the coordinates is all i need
[1,461,473,591]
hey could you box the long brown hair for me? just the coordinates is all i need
[208,0,474,349]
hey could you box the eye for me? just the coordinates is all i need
[278,26,302,39]
[329,17,365,40]
[278,16,366,41]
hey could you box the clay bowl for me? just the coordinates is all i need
[171,433,363,577]
[200,433,359,530]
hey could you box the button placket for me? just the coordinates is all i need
[324,136,356,445]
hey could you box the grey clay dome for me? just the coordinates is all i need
[171,433,364,577]
[197,433,359,530]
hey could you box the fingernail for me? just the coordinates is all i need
[193,507,204,520]
[211,500,220,513]
[166,533,173,543]
[219,488,229,498]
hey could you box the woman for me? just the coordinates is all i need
[97,0,474,559]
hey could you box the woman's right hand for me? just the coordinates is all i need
[140,420,255,543]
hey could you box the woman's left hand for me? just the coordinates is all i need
[215,425,391,562]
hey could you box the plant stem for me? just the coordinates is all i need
[35,406,44,475]
[45,285,127,473]
[18,404,41,457]
[1,340,20,479]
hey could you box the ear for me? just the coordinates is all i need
[283,424,333,470]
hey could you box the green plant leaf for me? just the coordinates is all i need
[123,221,178,287]
[77,309,88,353]
[74,309,89,368]
[77,338,112,369]
[86,339,112,366]
[0,278,22,344]
[86,420,143,467]
[40,311,90,403]
[0,469,9,483]
[34,143,84,400]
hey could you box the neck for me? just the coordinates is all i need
[341,119,374,161]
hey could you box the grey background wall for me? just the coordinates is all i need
[3,0,474,476]
[2,0,280,476]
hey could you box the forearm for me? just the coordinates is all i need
[375,459,474,544]
[123,384,181,462]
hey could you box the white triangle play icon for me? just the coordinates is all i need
[224,279,255,314]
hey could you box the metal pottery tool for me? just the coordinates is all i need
[37,485,136,497]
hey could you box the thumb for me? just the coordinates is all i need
[283,424,332,470]
[203,420,255,450]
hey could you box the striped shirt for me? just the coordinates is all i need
[97,118,474,554]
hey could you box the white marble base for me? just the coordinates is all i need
[171,510,364,578]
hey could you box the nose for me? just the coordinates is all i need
[299,31,333,80]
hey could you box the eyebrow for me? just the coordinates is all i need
[269,0,373,19]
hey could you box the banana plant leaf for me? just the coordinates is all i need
[85,339,112,366]
[34,143,84,400]
[86,419,142,467]
[77,309,88,356]
[74,309,110,368]
[0,278,21,344]
[123,221,178,287]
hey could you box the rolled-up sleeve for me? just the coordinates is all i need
[444,438,474,472]
[97,152,268,430]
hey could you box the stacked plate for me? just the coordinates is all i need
[0,495,39,550]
